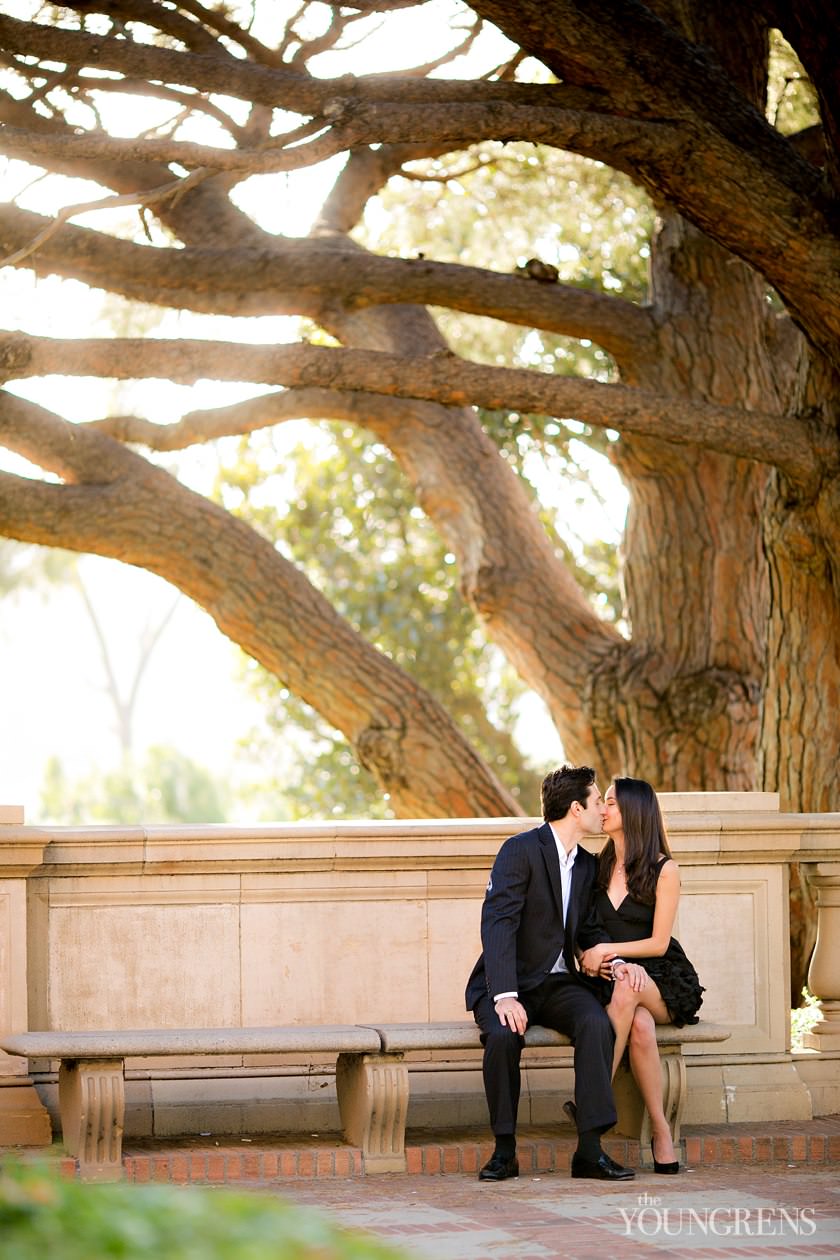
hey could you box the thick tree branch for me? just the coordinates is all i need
[471,0,840,369]
[0,14,609,113]
[0,102,672,184]
[8,11,838,363]
[57,1,237,58]
[0,207,654,365]
[0,333,819,484]
[0,391,520,818]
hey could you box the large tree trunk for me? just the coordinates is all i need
[760,352,840,1000]
[589,213,772,789]
[760,354,840,812]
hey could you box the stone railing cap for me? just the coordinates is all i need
[658,792,780,813]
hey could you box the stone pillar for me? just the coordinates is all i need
[0,808,52,1145]
[803,863,840,1051]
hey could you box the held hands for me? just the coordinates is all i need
[578,946,650,993]
[578,943,615,977]
[613,961,649,992]
[494,996,528,1035]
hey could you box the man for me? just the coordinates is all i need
[465,764,644,1181]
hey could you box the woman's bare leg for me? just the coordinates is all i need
[628,1006,676,1164]
[605,975,670,1078]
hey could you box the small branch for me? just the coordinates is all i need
[486,50,528,82]
[288,6,364,67]
[363,17,484,79]
[398,159,486,182]
[90,387,418,449]
[0,170,210,269]
[321,0,427,9]
[71,76,250,143]
[174,0,286,66]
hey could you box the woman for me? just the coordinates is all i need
[579,776,704,1174]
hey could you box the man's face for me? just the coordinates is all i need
[578,783,607,836]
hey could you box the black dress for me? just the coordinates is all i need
[593,859,704,1026]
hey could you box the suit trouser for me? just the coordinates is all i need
[473,974,617,1136]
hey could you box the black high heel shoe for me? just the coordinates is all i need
[652,1133,679,1174]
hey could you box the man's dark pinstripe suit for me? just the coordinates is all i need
[465,822,617,1136]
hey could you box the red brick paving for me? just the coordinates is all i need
[33,1113,835,1185]
[10,1115,840,1194]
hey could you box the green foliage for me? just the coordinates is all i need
[219,426,544,819]
[0,1160,403,1260]
[0,541,78,598]
[38,747,227,825]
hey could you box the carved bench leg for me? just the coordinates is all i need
[58,1058,125,1182]
[336,1052,408,1173]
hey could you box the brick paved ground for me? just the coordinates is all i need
[14,1116,840,1258]
[264,1165,840,1259]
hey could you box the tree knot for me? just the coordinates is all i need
[356,724,405,789]
[0,334,32,384]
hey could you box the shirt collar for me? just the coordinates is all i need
[548,825,578,869]
[557,843,578,870]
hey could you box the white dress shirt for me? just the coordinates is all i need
[548,834,577,975]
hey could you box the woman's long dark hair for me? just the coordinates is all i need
[597,776,672,905]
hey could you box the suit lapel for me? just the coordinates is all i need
[539,822,565,921]
[566,853,586,944]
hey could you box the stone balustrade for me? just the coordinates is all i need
[1,793,839,1146]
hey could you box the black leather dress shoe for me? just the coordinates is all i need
[479,1153,520,1181]
[571,1151,635,1180]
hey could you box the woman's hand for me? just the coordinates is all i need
[612,962,649,992]
[579,944,616,977]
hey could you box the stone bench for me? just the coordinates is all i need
[0,1026,379,1182]
[1,1019,730,1180]
[346,1019,730,1173]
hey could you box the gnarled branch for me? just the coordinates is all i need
[0,333,818,484]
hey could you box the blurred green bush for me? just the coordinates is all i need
[0,1160,404,1260]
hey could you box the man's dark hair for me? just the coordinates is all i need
[540,764,596,822]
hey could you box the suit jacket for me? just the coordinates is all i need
[465,822,609,1011]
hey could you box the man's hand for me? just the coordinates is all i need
[579,943,616,976]
[612,961,649,991]
[495,996,528,1035]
